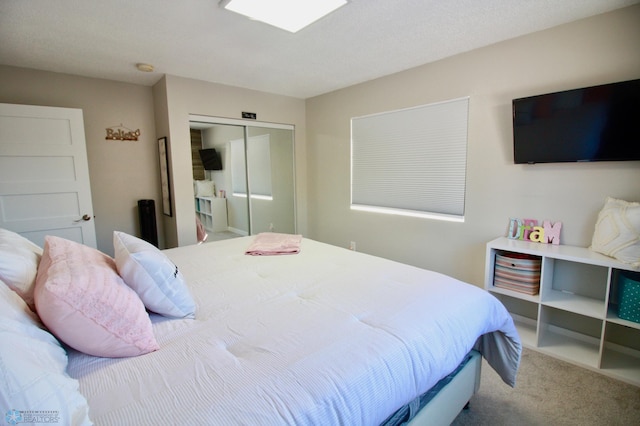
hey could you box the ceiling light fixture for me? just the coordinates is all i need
[220,0,348,33]
[136,63,154,72]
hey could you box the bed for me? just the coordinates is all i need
[0,229,521,426]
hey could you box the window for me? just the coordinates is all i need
[350,97,469,222]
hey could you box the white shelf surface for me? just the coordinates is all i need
[606,308,640,331]
[487,237,640,272]
[541,289,606,319]
[511,313,538,348]
[600,344,640,386]
[489,286,540,303]
[538,326,601,368]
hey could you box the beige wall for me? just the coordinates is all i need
[0,68,306,253]
[305,6,640,286]
[153,75,307,248]
[0,66,160,256]
[1,6,638,284]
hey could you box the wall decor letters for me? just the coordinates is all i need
[507,218,562,245]
[105,124,140,141]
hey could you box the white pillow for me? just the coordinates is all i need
[113,231,196,318]
[0,281,92,425]
[590,197,640,268]
[195,180,216,197]
[0,278,42,328]
[0,228,43,310]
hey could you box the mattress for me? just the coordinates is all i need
[66,237,521,425]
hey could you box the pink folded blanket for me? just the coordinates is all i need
[245,232,302,256]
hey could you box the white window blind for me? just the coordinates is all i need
[247,134,273,198]
[351,97,469,221]
[230,138,247,196]
[230,134,273,198]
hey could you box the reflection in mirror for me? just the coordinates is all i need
[190,118,295,242]
[192,123,248,241]
[248,126,295,234]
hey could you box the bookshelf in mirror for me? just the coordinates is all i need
[195,197,228,233]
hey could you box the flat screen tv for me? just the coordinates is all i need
[512,79,640,164]
[199,148,223,170]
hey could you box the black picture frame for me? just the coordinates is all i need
[158,137,172,217]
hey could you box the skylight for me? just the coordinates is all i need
[220,0,348,33]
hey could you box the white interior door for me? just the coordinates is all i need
[0,103,97,248]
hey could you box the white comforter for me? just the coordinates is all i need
[67,237,520,425]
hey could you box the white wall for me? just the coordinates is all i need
[305,6,640,286]
[0,66,160,255]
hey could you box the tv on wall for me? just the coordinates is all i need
[512,78,640,164]
[199,148,223,170]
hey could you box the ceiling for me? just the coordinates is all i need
[1,0,638,99]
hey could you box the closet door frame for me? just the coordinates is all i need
[189,114,296,236]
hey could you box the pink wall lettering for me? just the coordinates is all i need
[507,218,562,245]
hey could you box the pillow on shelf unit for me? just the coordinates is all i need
[0,280,92,425]
[34,235,159,358]
[113,231,196,319]
[195,179,216,197]
[0,228,43,310]
[590,197,640,268]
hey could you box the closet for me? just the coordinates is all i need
[189,115,295,241]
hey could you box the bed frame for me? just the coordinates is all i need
[408,350,482,425]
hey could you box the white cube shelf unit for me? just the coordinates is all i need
[485,237,640,387]
[195,197,228,233]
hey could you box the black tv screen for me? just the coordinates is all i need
[513,79,640,164]
[199,148,222,170]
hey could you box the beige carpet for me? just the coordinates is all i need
[451,348,640,426]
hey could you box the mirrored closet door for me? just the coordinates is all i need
[189,116,295,241]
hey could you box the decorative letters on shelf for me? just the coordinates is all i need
[507,218,562,245]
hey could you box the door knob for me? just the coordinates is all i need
[74,214,92,222]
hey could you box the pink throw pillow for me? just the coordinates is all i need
[34,236,159,357]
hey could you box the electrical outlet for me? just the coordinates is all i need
[349,241,356,251]
[269,223,275,231]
